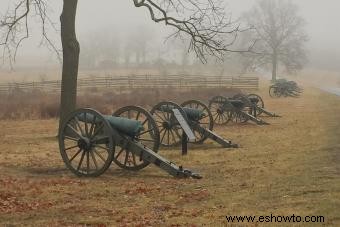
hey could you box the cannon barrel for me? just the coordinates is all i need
[156,105,204,121]
[182,107,205,121]
[78,113,144,137]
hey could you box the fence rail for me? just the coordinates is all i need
[0,75,259,93]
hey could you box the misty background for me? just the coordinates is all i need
[0,0,339,75]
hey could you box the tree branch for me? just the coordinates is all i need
[0,0,61,67]
[133,0,256,63]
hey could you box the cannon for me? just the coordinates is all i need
[269,79,303,98]
[208,95,269,125]
[150,100,238,149]
[232,93,280,118]
[58,107,201,178]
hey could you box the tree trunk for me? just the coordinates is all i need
[59,0,80,129]
[271,50,278,81]
[136,50,141,66]
[142,47,146,65]
[125,50,130,67]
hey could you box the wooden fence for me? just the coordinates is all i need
[0,75,259,93]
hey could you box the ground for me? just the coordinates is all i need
[0,85,340,226]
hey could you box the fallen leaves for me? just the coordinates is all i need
[177,189,210,204]
[124,181,161,195]
[0,176,86,214]
[0,192,54,214]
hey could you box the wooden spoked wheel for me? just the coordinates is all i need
[113,106,160,171]
[150,101,188,147]
[232,93,258,117]
[269,85,281,98]
[247,93,265,116]
[208,96,232,125]
[181,100,213,144]
[59,108,114,177]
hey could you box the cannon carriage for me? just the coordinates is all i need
[269,79,303,98]
[208,95,269,125]
[232,93,280,118]
[150,100,238,149]
[58,107,201,178]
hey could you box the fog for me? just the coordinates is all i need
[1,0,340,72]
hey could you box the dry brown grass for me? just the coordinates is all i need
[0,86,340,226]
[0,87,241,120]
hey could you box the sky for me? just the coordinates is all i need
[0,0,339,71]
[78,0,340,53]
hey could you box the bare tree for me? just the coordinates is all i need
[132,26,154,66]
[80,28,122,69]
[1,0,253,127]
[243,0,308,81]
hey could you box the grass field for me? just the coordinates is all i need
[0,86,340,226]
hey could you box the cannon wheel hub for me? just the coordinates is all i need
[77,138,92,151]
[162,121,172,130]
[217,107,224,114]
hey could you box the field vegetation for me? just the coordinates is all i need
[0,87,239,120]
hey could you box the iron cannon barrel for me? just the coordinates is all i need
[77,113,144,137]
